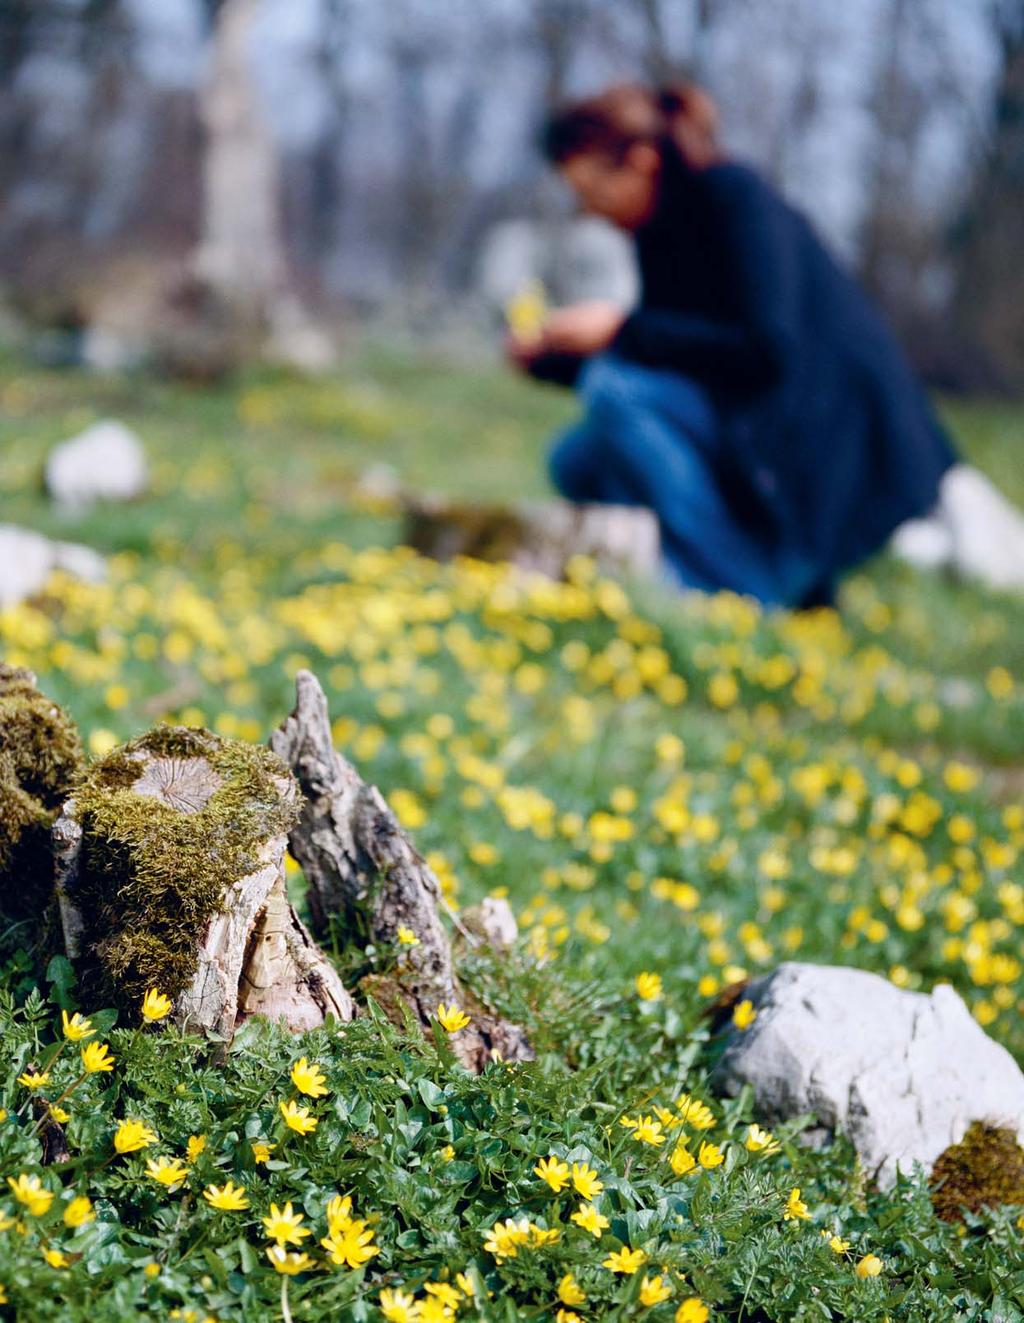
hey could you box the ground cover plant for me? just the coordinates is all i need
[2,348,1024,1320]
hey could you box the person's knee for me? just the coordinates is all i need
[579,353,636,419]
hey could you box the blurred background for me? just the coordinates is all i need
[0,0,1022,392]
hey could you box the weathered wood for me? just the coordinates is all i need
[271,670,532,1071]
[405,497,660,581]
[53,726,354,1038]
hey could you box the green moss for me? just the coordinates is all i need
[0,663,84,917]
[73,725,299,1013]
[930,1122,1024,1223]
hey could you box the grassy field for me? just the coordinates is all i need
[2,347,1024,1321]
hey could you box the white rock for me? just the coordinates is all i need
[711,962,1024,1188]
[0,525,106,608]
[890,464,1024,591]
[941,464,1024,591]
[461,896,519,950]
[889,514,953,569]
[45,419,149,511]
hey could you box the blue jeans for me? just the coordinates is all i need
[547,353,821,606]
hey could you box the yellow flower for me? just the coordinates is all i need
[396,925,420,946]
[18,1069,50,1090]
[670,1144,697,1177]
[571,1201,610,1238]
[571,1161,603,1200]
[676,1094,716,1130]
[203,1180,249,1210]
[143,1262,161,1278]
[744,1124,779,1154]
[698,1140,724,1169]
[424,1282,462,1310]
[263,1202,311,1247]
[784,1187,810,1221]
[640,1274,673,1306]
[63,1195,94,1228]
[379,1287,418,1322]
[0,1285,6,1305]
[635,971,663,1001]
[823,1231,850,1254]
[603,1246,647,1274]
[141,988,173,1022]
[320,1217,375,1270]
[435,1002,471,1033]
[81,1041,115,1074]
[325,1194,354,1231]
[186,1135,206,1162]
[266,1245,316,1275]
[632,1115,666,1146]
[279,1100,318,1135]
[558,1273,586,1306]
[251,1140,275,1164]
[49,1105,70,1123]
[482,1216,531,1260]
[439,1144,455,1162]
[417,1300,454,1323]
[42,1247,71,1269]
[289,1056,328,1098]
[529,1224,561,1247]
[146,1156,189,1190]
[557,1313,583,1323]
[676,1299,710,1323]
[114,1118,158,1154]
[8,1174,53,1216]
[732,999,757,1030]
[855,1253,883,1279]
[61,1011,95,1042]
[534,1155,570,1192]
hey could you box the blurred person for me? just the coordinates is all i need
[508,83,1024,606]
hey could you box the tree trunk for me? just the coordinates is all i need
[193,0,333,370]
[52,726,354,1039]
[271,670,532,1072]
[194,0,286,322]
[404,497,661,582]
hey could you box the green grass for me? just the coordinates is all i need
[2,347,1024,1321]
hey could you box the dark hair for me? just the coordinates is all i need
[541,82,720,171]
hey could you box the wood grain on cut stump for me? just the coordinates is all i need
[272,670,531,1071]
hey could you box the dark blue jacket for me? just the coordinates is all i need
[537,150,956,579]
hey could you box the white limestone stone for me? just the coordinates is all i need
[45,419,148,511]
[711,962,1024,1188]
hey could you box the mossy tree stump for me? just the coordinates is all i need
[405,497,660,581]
[271,670,532,1071]
[0,664,83,921]
[53,725,354,1038]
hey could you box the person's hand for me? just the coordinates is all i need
[540,300,625,355]
[504,331,544,373]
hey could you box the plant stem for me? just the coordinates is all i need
[31,1071,86,1134]
[280,1275,293,1323]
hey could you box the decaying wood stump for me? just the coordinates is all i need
[271,669,532,1071]
[0,665,83,921]
[52,725,353,1038]
[405,496,660,581]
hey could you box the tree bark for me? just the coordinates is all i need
[404,497,660,582]
[52,727,354,1039]
[271,670,532,1071]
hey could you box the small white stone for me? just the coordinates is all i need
[0,524,106,608]
[711,962,1024,1188]
[45,419,149,511]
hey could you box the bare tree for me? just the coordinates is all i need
[953,0,1024,389]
